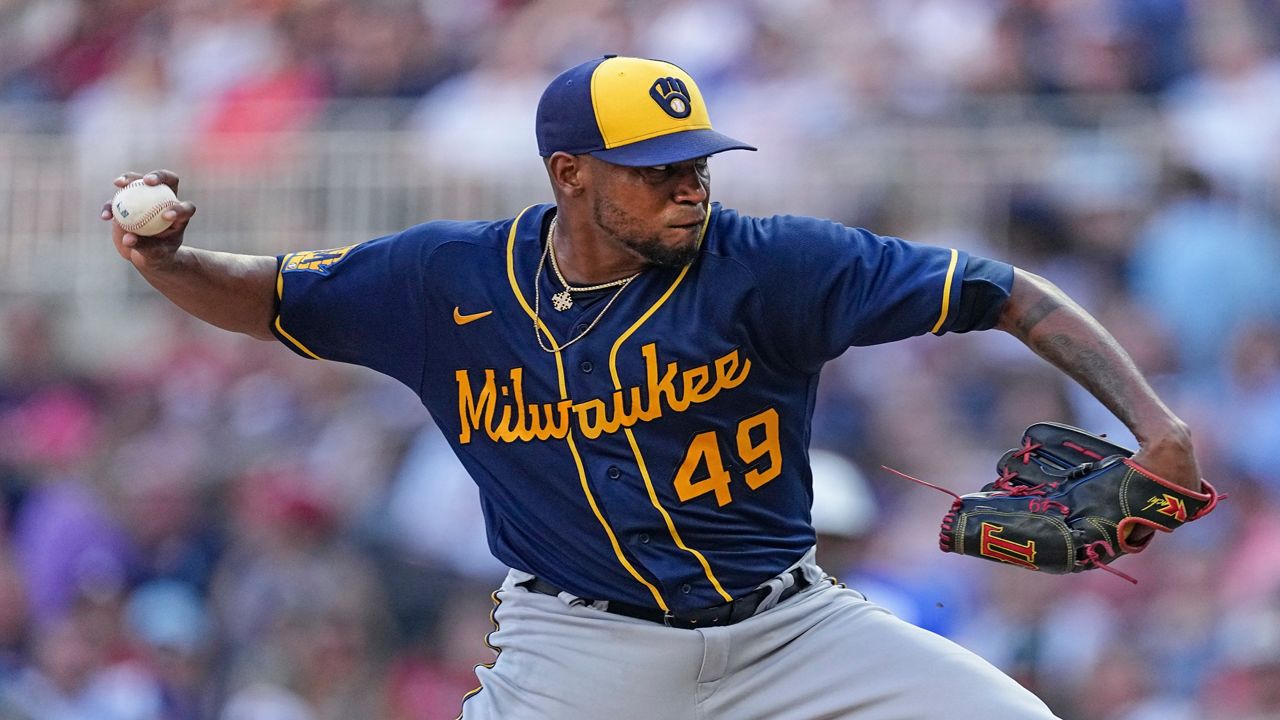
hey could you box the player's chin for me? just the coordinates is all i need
[654,228,703,266]
[628,232,695,268]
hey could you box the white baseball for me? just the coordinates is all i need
[111,179,179,236]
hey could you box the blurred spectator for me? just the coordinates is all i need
[10,473,131,626]
[212,466,392,720]
[1128,166,1280,378]
[0,304,67,402]
[189,4,331,169]
[0,1,79,103]
[381,427,507,583]
[1075,646,1197,720]
[1216,323,1280,497]
[366,425,506,659]
[65,42,190,184]
[0,604,165,720]
[164,1,280,104]
[1118,0,1195,92]
[637,0,756,89]
[876,0,1005,114]
[1043,0,1138,96]
[1164,0,1280,189]
[123,580,212,720]
[408,16,551,179]
[1205,601,1280,719]
[8,0,159,103]
[0,549,27,682]
[220,684,315,720]
[327,4,453,101]
[808,448,878,573]
[382,582,498,720]
[809,445,969,637]
[108,429,222,592]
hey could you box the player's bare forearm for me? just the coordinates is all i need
[996,268,1201,491]
[136,246,278,340]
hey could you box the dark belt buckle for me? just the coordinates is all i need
[665,609,707,629]
[671,603,735,629]
[666,610,719,628]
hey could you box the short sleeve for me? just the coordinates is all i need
[272,229,432,391]
[950,255,1015,334]
[746,215,970,368]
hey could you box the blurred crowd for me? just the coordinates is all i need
[3,0,1280,189]
[3,0,1280,719]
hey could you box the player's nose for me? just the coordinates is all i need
[671,164,709,204]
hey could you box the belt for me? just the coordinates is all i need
[518,568,809,630]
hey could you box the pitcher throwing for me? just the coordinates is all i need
[103,56,1206,719]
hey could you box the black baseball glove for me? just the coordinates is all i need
[928,423,1221,582]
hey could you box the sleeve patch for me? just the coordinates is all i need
[283,246,357,275]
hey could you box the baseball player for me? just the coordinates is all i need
[103,56,1203,719]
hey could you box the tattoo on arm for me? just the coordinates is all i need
[1035,333,1136,426]
[1012,296,1064,339]
[1002,270,1178,443]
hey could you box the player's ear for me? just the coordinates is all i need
[547,152,586,197]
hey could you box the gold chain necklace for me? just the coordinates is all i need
[546,218,637,311]
[534,218,638,353]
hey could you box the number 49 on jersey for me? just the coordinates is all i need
[673,407,781,506]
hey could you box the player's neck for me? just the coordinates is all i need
[550,220,647,286]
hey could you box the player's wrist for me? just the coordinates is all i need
[1132,421,1201,493]
[131,242,186,274]
[1134,418,1193,456]
[1127,407,1190,445]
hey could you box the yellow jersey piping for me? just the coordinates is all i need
[607,212,732,602]
[505,207,668,610]
[274,254,322,359]
[453,589,504,720]
[930,248,959,334]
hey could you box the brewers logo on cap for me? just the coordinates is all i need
[650,77,693,119]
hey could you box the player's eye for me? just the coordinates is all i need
[637,165,674,184]
[636,160,709,185]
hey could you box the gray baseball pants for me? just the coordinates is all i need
[458,563,1061,719]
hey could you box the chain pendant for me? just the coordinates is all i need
[551,290,574,311]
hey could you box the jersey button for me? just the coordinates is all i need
[680,584,692,594]
[607,466,621,479]
[574,323,590,334]
[580,361,593,373]
[638,533,650,544]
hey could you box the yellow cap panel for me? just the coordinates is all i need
[590,57,714,149]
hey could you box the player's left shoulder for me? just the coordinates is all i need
[701,204,795,258]
[703,206,869,266]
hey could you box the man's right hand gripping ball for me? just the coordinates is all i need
[938,423,1221,582]
[102,170,196,270]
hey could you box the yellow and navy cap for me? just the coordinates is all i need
[536,55,756,167]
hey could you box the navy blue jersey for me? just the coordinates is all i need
[273,203,1012,613]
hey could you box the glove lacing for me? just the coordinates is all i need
[885,461,1139,583]
[1081,540,1138,584]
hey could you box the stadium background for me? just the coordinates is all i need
[2,0,1279,718]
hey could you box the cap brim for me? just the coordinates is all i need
[589,129,756,167]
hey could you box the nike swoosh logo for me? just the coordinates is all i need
[453,307,493,325]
